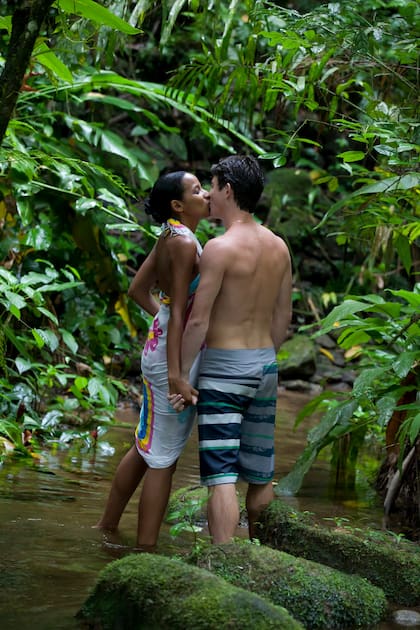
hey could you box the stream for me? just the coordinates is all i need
[0,390,418,629]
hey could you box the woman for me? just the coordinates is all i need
[96,170,209,550]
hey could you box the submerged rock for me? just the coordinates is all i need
[392,609,420,626]
[257,499,420,606]
[77,553,303,629]
[192,541,387,629]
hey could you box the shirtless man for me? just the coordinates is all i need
[170,155,292,544]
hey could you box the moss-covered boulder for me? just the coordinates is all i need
[257,499,420,605]
[78,553,303,630]
[276,333,317,380]
[192,541,387,629]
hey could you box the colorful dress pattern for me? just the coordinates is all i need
[135,219,203,467]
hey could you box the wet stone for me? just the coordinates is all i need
[393,609,420,626]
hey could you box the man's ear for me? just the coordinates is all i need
[225,182,233,198]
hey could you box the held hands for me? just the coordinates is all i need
[168,377,198,412]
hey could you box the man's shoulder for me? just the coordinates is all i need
[258,223,287,244]
[203,233,230,250]
[269,223,289,239]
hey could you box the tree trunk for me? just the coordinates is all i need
[0,0,55,145]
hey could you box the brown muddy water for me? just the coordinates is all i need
[0,390,418,630]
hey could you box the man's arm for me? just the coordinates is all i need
[271,242,293,352]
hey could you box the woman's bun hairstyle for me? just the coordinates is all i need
[144,171,187,223]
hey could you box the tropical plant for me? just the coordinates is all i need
[277,286,420,494]
[166,494,207,552]
[0,259,125,462]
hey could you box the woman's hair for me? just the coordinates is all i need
[144,171,187,223]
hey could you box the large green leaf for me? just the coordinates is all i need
[15,358,33,374]
[354,173,420,195]
[36,307,59,325]
[0,268,18,285]
[76,72,264,153]
[20,271,55,286]
[4,291,27,312]
[99,130,138,167]
[97,189,132,219]
[336,328,371,349]
[33,41,73,83]
[33,328,59,352]
[276,399,359,495]
[387,287,420,309]
[160,0,188,46]
[393,352,420,379]
[313,299,367,335]
[0,16,12,33]
[218,0,243,60]
[337,150,365,162]
[60,329,79,354]
[55,0,141,34]
[376,393,401,428]
[352,367,388,399]
[408,413,420,444]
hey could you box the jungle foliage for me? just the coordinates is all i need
[0,0,418,521]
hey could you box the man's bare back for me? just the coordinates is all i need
[203,220,291,350]
[178,169,292,368]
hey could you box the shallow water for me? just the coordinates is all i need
[0,390,418,629]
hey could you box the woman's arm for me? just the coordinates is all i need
[166,237,198,396]
[127,245,159,317]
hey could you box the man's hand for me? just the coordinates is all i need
[168,378,198,411]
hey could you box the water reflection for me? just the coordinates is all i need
[0,391,418,629]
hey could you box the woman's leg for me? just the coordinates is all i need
[136,462,177,550]
[96,445,147,530]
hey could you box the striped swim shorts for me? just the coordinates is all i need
[197,347,278,486]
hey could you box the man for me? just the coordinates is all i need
[170,155,292,544]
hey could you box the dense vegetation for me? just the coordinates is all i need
[0,0,418,532]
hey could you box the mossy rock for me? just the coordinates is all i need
[257,499,420,605]
[276,334,317,379]
[192,541,387,629]
[78,553,303,629]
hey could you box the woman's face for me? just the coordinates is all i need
[180,173,210,220]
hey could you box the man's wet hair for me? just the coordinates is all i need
[144,171,187,223]
[210,155,265,213]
